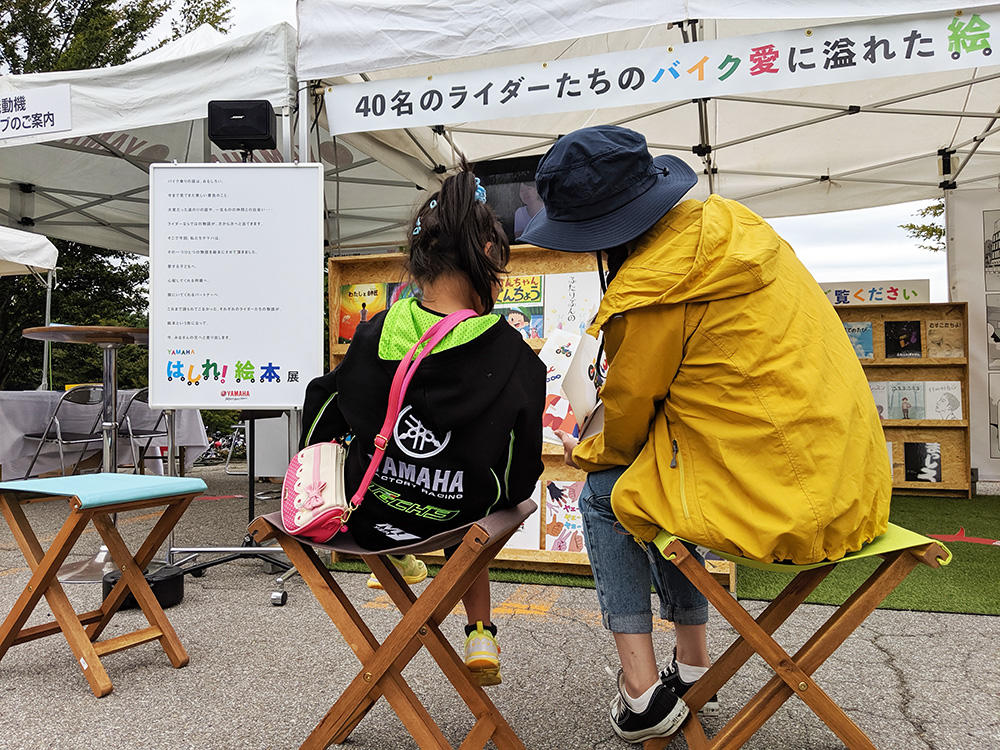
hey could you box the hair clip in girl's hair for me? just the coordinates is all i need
[412,216,422,236]
[474,177,487,204]
[429,199,438,209]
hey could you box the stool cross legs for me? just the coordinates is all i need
[248,499,537,750]
[640,524,951,750]
[0,473,206,698]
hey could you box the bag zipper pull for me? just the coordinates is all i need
[670,440,679,468]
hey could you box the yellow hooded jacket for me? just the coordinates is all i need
[573,196,891,564]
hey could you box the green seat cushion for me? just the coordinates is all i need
[0,473,207,509]
[653,522,951,571]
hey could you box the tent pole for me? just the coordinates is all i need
[37,270,53,390]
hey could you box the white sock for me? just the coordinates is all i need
[677,662,709,684]
[624,680,659,713]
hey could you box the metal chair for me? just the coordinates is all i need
[118,388,167,474]
[22,385,104,479]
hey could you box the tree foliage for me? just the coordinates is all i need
[0,243,149,390]
[0,0,232,390]
[899,199,945,253]
[0,0,232,75]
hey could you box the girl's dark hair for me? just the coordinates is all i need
[407,163,510,314]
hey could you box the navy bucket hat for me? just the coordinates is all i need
[516,125,698,253]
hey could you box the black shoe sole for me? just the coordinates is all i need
[611,700,690,743]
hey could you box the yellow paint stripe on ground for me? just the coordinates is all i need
[0,567,28,578]
[494,584,560,616]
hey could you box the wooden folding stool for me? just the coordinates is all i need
[641,524,951,750]
[0,473,207,698]
[248,498,537,750]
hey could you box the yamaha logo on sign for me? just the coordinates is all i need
[393,406,450,459]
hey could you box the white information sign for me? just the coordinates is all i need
[325,9,1000,135]
[149,163,324,410]
[821,279,931,306]
[0,84,71,140]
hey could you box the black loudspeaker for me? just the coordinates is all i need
[207,100,276,152]
[103,565,185,610]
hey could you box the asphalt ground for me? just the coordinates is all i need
[1,465,997,750]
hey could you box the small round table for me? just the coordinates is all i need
[22,326,149,583]
[22,326,148,474]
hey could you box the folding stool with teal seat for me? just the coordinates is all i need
[0,473,206,697]
[641,524,951,750]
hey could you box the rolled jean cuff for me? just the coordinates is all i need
[660,601,709,626]
[603,610,654,634]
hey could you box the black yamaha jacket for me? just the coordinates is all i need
[300,298,545,548]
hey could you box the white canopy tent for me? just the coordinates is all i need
[0,22,298,253]
[295,1,1000,250]
[0,224,57,277]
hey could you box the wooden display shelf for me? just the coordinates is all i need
[837,302,971,498]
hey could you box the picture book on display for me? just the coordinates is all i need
[884,320,922,358]
[844,322,874,359]
[886,381,925,419]
[543,272,602,337]
[868,381,888,420]
[338,283,387,343]
[495,274,544,339]
[926,319,964,358]
[925,381,963,420]
[505,483,543,551]
[544,480,586,553]
[904,442,942,482]
[538,330,583,445]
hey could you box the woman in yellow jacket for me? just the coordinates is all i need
[518,125,890,744]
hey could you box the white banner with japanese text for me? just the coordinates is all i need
[822,279,931,306]
[148,163,325,410]
[325,9,998,135]
[0,84,71,141]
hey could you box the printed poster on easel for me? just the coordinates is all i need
[148,163,325,409]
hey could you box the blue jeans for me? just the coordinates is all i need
[579,466,708,633]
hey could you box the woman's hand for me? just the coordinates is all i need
[553,430,579,468]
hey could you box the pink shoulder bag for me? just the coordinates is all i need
[281,309,477,543]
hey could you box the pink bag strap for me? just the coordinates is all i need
[349,308,478,507]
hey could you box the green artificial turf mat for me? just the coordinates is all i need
[324,495,998,615]
[735,495,1000,615]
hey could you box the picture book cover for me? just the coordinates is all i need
[386,280,421,307]
[338,283,387,343]
[886,381,925,420]
[543,272,602,337]
[843,322,874,359]
[868,381,888,420]
[925,381,963,420]
[884,320,922,358]
[904,442,942,482]
[505,482,543,551]
[544,480,586,554]
[886,442,894,480]
[926,319,964,358]
[538,330,582,445]
[495,274,544,339]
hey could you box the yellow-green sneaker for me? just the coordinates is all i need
[366,554,427,589]
[464,621,501,686]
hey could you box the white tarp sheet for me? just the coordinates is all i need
[297,0,965,79]
[0,224,57,276]
[293,6,1000,247]
[0,23,296,254]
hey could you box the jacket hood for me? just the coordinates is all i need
[371,298,528,428]
[591,196,780,331]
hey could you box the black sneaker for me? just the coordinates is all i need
[609,669,689,743]
[660,651,721,717]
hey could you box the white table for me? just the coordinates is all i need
[0,390,207,480]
